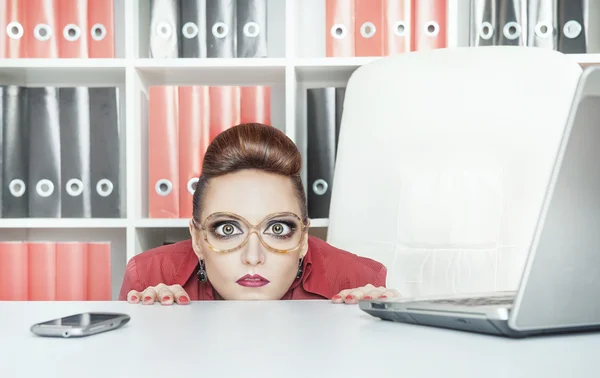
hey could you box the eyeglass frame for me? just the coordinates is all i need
[191,211,310,254]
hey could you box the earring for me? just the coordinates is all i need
[197,260,208,283]
[296,257,304,279]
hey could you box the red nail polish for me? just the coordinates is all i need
[380,295,387,298]
[364,296,372,300]
[332,295,341,300]
[345,295,354,300]
[179,296,189,303]
[162,296,171,302]
[131,296,138,301]
[144,296,152,301]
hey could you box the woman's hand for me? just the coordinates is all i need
[127,283,191,305]
[331,284,400,304]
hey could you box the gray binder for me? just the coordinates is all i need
[557,0,588,53]
[470,0,497,46]
[206,0,236,57]
[237,0,267,57]
[149,0,180,58]
[59,87,92,218]
[496,0,525,46]
[528,0,557,49]
[28,87,61,218]
[180,0,207,58]
[1,85,29,218]
[89,87,121,218]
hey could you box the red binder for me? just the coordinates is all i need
[28,242,57,301]
[354,0,383,56]
[414,0,447,51]
[0,0,27,58]
[25,0,59,58]
[0,242,28,300]
[148,86,180,218]
[325,0,355,57]
[56,242,88,301]
[178,86,210,218]
[383,0,413,55]
[58,0,88,58]
[209,86,241,142]
[87,242,111,300]
[240,86,271,125]
[87,0,114,57]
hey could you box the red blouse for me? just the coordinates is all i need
[118,235,387,300]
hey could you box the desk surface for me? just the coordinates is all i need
[0,300,598,378]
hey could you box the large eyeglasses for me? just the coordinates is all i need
[197,212,308,253]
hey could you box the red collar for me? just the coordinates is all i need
[171,236,333,299]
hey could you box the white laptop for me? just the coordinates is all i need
[359,66,600,338]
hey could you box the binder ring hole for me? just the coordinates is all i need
[312,179,328,196]
[156,179,173,196]
[424,21,439,36]
[96,179,113,197]
[91,23,107,41]
[187,177,199,195]
[36,179,54,198]
[8,179,26,197]
[243,22,260,38]
[63,24,81,41]
[563,20,582,39]
[330,24,347,39]
[394,21,406,36]
[479,21,494,39]
[66,179,84,197]
[360,22,376,38]
[6,22,23,39]
[503,21,521,39]
[212,22,229,38]
[182,22,199,39]
[34,24,52,41]
[157,21,172,39]
[535,23,551,38]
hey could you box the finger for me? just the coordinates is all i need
[381,288,401,298]
[141,287,157,305]
[127,290,141,304]
[170,285,190,305]
[331,288,353,303]
[364,288,386,300]
[157,286,174,305]
[344,288,368,304]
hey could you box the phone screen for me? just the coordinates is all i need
[41,313,118,327]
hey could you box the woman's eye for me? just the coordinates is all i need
[266,223,291,235]
[216,223,240,236]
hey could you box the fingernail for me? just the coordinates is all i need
[179,296,189,303]
[162,296,171,302]
[364,296,372,300]
[131,296,138,301]
[380,295,387,298]
[332,295,341,300]
[345,295,354,300]
[144,296,152,302]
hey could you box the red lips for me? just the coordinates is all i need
[236,274,270,288]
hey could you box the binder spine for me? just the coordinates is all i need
[236,0,267,58]
[209,86,241,141]
[87,0,115,58]
[59,87,92,218]
[306,88,337,219]
[557,0,588,53]
[206,0,236,57]
[58,0,88,58]
[470,0,497,46]
[496,0,525,46]
[26,0,60,58]
[89,87,121,218]
[527,0,557,49]
[1,85,29,218]
[28,87,61,218]
[325,0,355,57]
[354,0,383,57]
[382,0,412,55]
[149,0,180,58]
[1,0,27,58]
[180,0,207,58]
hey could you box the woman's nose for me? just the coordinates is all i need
[241,233,265,265]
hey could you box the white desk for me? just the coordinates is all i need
[0,300,598,378]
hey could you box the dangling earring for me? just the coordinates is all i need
[296,257,304,279]
[197,260,208,282]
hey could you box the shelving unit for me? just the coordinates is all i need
[1,0,599,299]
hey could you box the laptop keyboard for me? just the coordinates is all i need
[428,296,514,307]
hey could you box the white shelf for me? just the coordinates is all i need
[3,0,600,299]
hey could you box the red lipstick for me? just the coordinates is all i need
[236,274,270,287]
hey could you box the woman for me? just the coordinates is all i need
[119,123,398,305]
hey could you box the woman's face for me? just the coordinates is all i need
[189,169,307,300]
